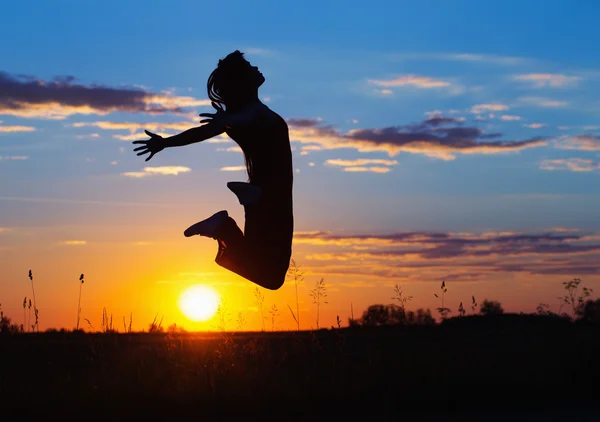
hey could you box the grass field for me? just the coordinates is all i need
[1,313,599,420]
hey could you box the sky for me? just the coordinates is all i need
[1,0,599,332]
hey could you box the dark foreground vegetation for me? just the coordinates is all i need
[1,313,600,420]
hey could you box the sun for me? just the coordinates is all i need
[178,284,221,322]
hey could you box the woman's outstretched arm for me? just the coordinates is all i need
[132,122,225,161]
[164,122,225,148]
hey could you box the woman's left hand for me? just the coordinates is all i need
[199,102,227,127]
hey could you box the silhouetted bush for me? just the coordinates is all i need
[357,304,435,326]
[480,299,504,316]
[577,299,600,324]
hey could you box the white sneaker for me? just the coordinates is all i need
[184,210,228,238]
[227,181,261,206]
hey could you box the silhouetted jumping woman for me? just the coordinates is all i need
[132,51,293,290]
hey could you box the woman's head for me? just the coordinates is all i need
[207,50,265,110]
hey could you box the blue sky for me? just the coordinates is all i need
[1,0,599,330]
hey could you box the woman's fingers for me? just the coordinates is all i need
[211,101,224,112]
[199,119,211,124]
[136,150,149,156]
[133,145,146,152]
[199,112,214,118]
[144,129,156,137]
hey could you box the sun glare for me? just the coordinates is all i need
[178,284,220,322]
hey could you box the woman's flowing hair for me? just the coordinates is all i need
[207,50,255,182]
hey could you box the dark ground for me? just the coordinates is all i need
[1,314,599,421]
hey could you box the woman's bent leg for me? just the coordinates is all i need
[214,216,289,290]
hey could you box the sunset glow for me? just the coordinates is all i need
[178,284,220,322]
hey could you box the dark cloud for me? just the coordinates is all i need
[0,71,208,119]
[287,116,547,159]
[296,230,600,276]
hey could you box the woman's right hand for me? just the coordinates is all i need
[132,130,165,162]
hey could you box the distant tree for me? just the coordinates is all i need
[360,304,392,326]
[406,308,436,326]
[0,305,19,334]
[536,303,555,316]
[359,304,436,326]
[577,299,600,324]
[480,299,504,316]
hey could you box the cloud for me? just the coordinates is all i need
[553,135,600,151]
[518,97,568,108]
[0,155,28,160]
[513,73,580,88]
[113,132,174,141]
[72,120,195,132]
[325,158,398,167]
[122,166,191,178]
[342,166,391,173]
[0,120,36,133]
[220,166,246,171]
[368,74,451,89]
[217,146,243,153]
[293,229,600,278]
[0,72,210,120]
[540,158,600,172]
[471,104,509,114]
[500,115,521,121]
[287,115,546,160]
[59,240,87,246]
[242,47,275,56]
[75,133,100,139]
[325,158,397,173]
[523,123,546,129]
[390,53,527,66]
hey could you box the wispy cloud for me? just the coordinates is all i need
[513,73,581,88]
[518,97,568,108]
[294,228,600,278]
[0,155,28,160]
[243,47,275,56]
[389,52,528,66]
[72,120,195,132]
[0,120,36,133]
[523,123,546,129]
[122,166,191,178]
[540,158,600,172]
[500,115,521,121]
[368,74,451,89]
[75,133,100,139]
[59,240,87,246]
[471,104,509,114]
[287,115,546,160]
[220,165,246,172]
[325,158,398,173]
[0,195,174,208]
[0,72,210,120]
[216,146,242,153]
[341,166,391,173]
[553,135,600,151]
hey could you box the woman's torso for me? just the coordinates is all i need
[225,104,294,246]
